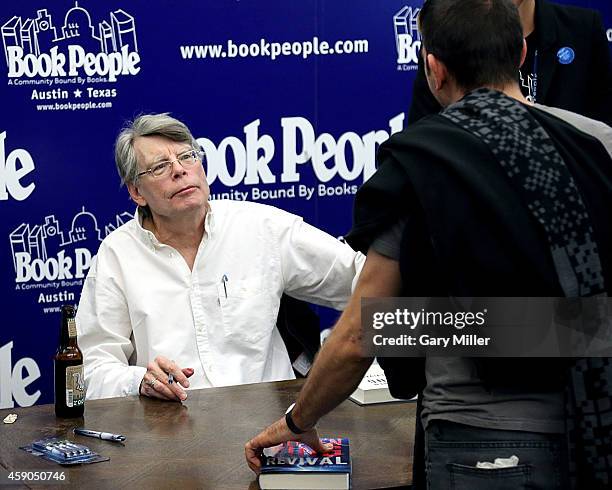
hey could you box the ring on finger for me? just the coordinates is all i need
[147,376,158,388]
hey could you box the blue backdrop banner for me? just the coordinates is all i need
[0,0,610,407]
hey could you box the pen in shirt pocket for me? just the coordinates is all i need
[221,274,228,298]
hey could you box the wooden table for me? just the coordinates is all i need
[0,379,415,489]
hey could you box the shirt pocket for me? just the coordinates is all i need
[217,277,273,344]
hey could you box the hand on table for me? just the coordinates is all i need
[139,355,194,401]
[244,416,332,474]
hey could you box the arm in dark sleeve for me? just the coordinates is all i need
[586,11,612,126]
[370,220,405,260]
[407,54,443,125]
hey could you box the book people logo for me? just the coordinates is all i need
[9,207,132,288]
[393,5,422,71]
[1,2,140,83]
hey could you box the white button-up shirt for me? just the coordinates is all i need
[76,200,364,399]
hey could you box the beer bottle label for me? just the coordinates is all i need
[65,365,85,407]
[67,318,77,338]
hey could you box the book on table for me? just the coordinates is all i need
[349,361,416,405]
[259,437,351,490]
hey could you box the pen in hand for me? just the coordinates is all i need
[73,428,126,442]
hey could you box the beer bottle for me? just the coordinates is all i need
[54,305,85,417]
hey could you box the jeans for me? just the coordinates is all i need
[425,420,569,490]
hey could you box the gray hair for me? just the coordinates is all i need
[114,113,200,185]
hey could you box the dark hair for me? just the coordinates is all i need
[419,0,523,91]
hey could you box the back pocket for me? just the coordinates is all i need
[448,463,530,490]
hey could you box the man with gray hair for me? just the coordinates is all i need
[76,113,364,401]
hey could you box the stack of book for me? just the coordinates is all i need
[259,438,351,490]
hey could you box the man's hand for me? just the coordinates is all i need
[244,249,402,475]
[244,416,332,474]
[139,355,194,401]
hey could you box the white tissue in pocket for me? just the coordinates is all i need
[475,455,519,469]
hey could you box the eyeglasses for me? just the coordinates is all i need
[136,149,205,180]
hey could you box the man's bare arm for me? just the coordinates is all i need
[245,249,401,472]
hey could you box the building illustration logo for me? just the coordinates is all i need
[9,207,133,283]
[394,5,421,70]
[1,2,140,81]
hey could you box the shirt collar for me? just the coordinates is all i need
[204,201,215,240]
[134,203,215,248]
[134,207,159,248]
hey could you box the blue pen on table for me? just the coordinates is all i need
[73,428,126,442]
